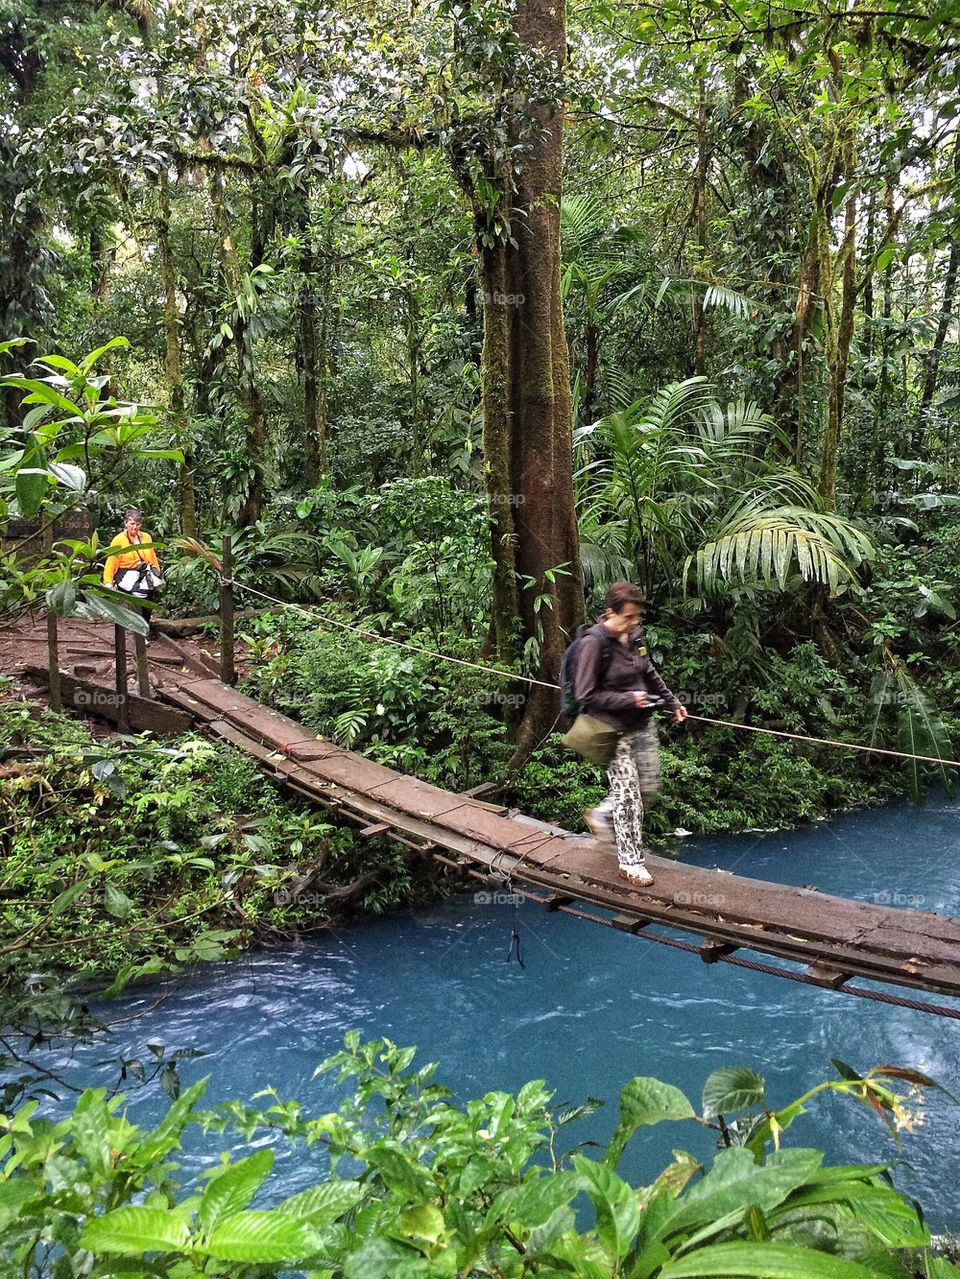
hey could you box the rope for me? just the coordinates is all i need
[226,581,559,689]
[684,713,960,770]
[225,578,960,771]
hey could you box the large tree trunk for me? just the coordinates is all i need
[477,0,584,767]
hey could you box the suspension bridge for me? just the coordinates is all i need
[5,608,960,1020]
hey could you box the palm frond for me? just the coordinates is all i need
[892,666,957,802]
[702,283,753,318]
[602,363,636,412]
[685,511,872,595]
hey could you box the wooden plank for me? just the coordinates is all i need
[288,741,350,762]
[804,963,850,989]
[155,636,222,680]
[26,667,191,735]
[367,776,473,819]
[544,894,574,911]
[700,939,739,964]
[611,914,652,933]
[305,753,404,792]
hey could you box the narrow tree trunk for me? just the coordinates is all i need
[861,190,876,356]
[582,319,599,422]
[297,205,328,484]
[916,142,960,445]
[820,144,857,506]
[480,241,520,660]
[781,231,821,468]
[209,172,268,527]
[406,291,422,476]
[691,74,708,376]
[157,172,197,536]
[917,239,960,429]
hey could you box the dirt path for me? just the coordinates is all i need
[0,611,244,720]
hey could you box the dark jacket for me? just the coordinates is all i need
[573,622,680,734]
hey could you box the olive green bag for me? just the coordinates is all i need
[561,714,618,768]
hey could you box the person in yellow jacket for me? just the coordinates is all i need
[103,507,163,598]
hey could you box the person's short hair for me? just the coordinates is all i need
[124,507,143,523]
[604,581,643,614]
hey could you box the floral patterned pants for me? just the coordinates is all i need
[605,721,660,870]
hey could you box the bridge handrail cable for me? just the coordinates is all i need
[224,580,960,772]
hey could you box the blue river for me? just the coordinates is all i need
[31,791,960,1226]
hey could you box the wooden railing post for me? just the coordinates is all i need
[134,629,151,699]
[114,624,130,731]
[43,522,61,712]
[220,534,236,686]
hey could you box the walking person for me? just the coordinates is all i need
[574,582,687,885]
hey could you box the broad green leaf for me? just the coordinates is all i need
[275,1178,365,1226]
[46,578,77,615]
[0,1179,36,1227]
[487,1172,578,1228]
[132,1079,207,1166]
[200,1148,274,1233]
[702,1066,765,1119]
[0,376,78,413]
[203,1210,320,1262]
[365,1142,434,1198]
[80,335,130,373]
[343,1235,420,1279]
[36,354,80,376]
[779,1181,927,1248]
[135,448,185,461]
[604,1077,695,1168]
[81,1206,191,1255]
[574,1156,641,1260]
[69,1090,124,1177]
[658,1241,886,1277]
[398,1202,445,1244]
[76,589,149,635]
[50,879,92,917]
[48,461,86,491]
[664,1148,824,1241]
[104,883,134,919]
[15,467,50,516]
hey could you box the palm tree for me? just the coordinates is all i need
[575,377,874,605]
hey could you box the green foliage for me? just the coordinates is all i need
[0,702,423,1056]
[1,1035,956,1277]
[240,609,515,789]
[0,340,182,632]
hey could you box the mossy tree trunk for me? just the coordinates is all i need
[476,0,584,766]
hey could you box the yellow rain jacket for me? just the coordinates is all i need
[103,531,161,587]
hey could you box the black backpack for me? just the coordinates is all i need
[559,625,612,717]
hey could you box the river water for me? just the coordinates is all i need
[31,792,960,1226]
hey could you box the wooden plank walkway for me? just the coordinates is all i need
[153,672,960,1004]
